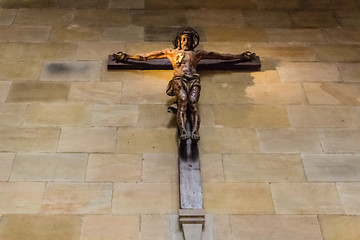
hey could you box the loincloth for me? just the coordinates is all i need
[166,75,200,97]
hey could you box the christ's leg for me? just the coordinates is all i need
[189,85,200,141]
[173,79,189,141]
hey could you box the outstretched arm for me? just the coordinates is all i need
[198,50,256,61]
[113,49,169,62]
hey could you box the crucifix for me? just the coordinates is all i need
[108,27,261,240]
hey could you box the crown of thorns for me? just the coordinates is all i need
[172,27,200,50]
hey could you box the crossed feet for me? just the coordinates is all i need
[179,130,200,143]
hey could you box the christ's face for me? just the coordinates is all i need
[180,34,192,50]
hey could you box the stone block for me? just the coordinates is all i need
[319,215,360,240]
[287,106,360,127]
[336,10,360,28]
[21,43,77,60]
[86,154,142,182]
[201,82,252,105]
[50,26,102,42]
[200,154,224,182]
[0,153,15,181]
[290,11,339,27]
[10,153,87,181]
[137,104,177,128]
[0,81,11,103]
[131,9,186,27]
[0,103,27,126]
[142,153,178,183]
[91,104,138,127]
[223,154,306,182]
[0,26,51,42]
[338,63,360,82]
[141,215,171,240]
[267,28,326,43]
[77,41,125,60]
[109,0,144,9]
[0,59,42,81]
[73,9,130,27]
[215,105,290,128]
[26,103,92,126]
[203,183,273,214]
[113,183,178,214]
[68,82,123,103]
[0,127,60,152]
[258,128,322,153]
[103,25,144,41]
[199,127,259,154]
[317,128,360,153]
[337,183,360,215]
[277,62,340,82]
[323,29,360,44]
[271,183,343,214]
[231,215,323,240]
[57,0,109,8]
[14,9,74,26]
[40,61,102,82]
[6,82,70,102]
[206,27,268,42]
[58,127,117,153]
[0,9,17,26]
[0,182,45,214]
[318,83,360,105]
[243,10,292,27]
[0,215,82,240]
[117,128,178,153]
[81,215,140,240]
[258,0,306,9]
[42,182,113,214]
[2,0,57,8]
[186,9,244,28]
[313,44,360,62]
[302,83,340,105]
[251,44,316,61]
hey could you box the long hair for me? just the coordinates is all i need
[172,27,200,50]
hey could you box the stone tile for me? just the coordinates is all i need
[318,83,360,105]
[0,26,51,42]
[203,183,273,214]
[0,59,42,81]
[215,105,290,128]
[0,215,82,240]
[223,154,306,182]
[0,153,15,181]
[141,215,171,240]
[120,72,171,104]
[271,183,343,214]
[21,43,77,60]
[0,103,27,126]
[58,127,117,153]
[277,62,340,83]
[142,153,177,183]
[199,127,259,154]
[336,10,360,28]
[2,0,57,8]
[26,103,91,126]
[40,61,102,82]
[251,44,316,61]
[317,128,360,153]
[206,27,268,42]
[77,41,125,60]
[200,154,224,182]
[91,104,138,127]
[0,182,45,214]
[319,215,360,240]
[86,154,142,182]
[303,154,360,182]
[267,28,326,43]
[113,183,178,214]
[246,83,308,105]
[0,81,11,103]
[313,44,360,62]
[0,127,60,152]
[109,0,144,9]
[10,153,87,181]
[287,106,360,127]
[6,82,70,102]
[258,128,322,153]
[42,182,113,214]
[103,25,144,41]
[337,183,360,215]
[290,11,339,27]
[57,0,109,8]
[137,104,176,128]
[186,9,244,28]
[50,26,102,42]
[73,9,130,27]
[117,128,178,153]
[81,215,139,240]
[14,8,74,26]
[243,10,292,27]
[338,63,360,82]
[231,215,323,240]
[68,82,123,103]
[0,9,17,25]
[201,82,252,104]
[323,29,360,44]
[302,83,341,105]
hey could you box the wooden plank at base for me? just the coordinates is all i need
[107,55,261,71]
